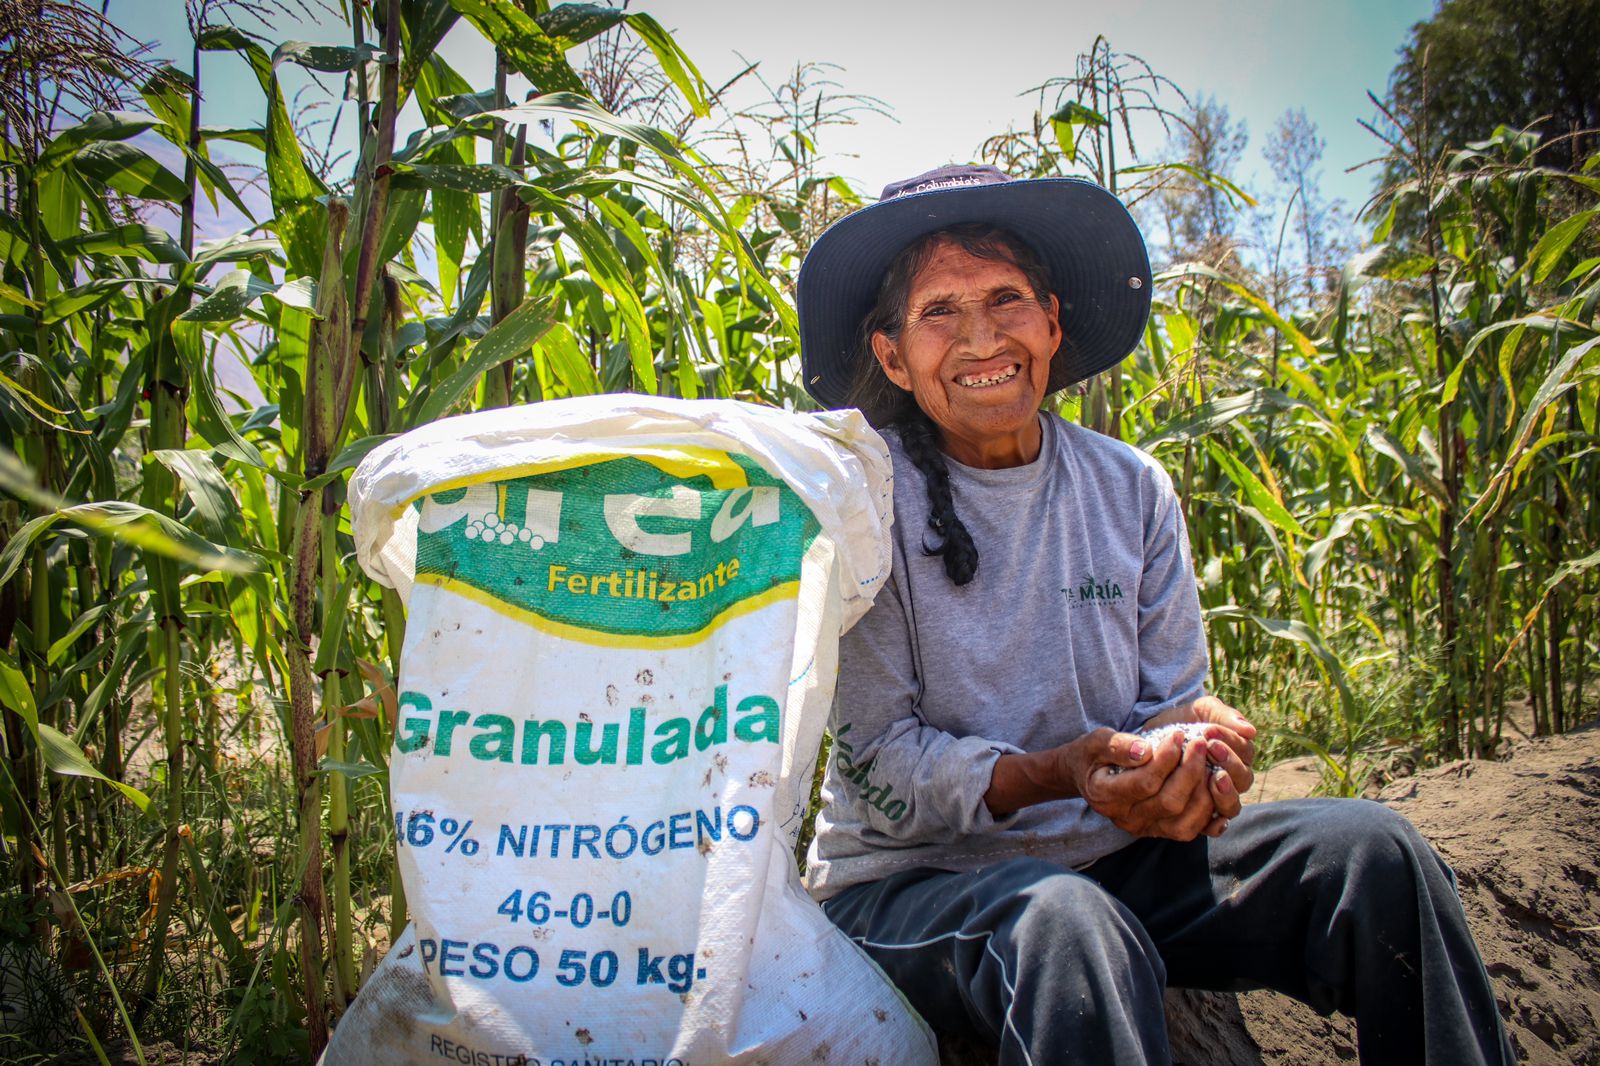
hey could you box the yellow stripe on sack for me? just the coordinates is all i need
[413,572,800,650]
[390,446,752,520]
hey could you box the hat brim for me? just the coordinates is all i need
[797,177,1152,411]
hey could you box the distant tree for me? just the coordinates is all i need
[1260,108,1348,309]
[1390,0,1600,171]
[1156,95,1249,268]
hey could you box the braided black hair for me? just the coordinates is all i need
[844,223,1056,586]
[898,407,980,584]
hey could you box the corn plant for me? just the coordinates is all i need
[0,2,1596,1059]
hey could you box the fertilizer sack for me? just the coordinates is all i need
[327,396,936,1066]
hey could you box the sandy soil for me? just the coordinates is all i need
[1164,723,1600,1066]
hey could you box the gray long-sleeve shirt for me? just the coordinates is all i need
[804,413,1209,900]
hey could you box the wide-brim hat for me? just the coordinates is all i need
[797,164,1152,411]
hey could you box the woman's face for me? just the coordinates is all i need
[871,240,1061,469]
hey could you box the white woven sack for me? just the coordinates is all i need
[326,396,936,1066]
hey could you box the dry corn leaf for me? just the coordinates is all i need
[315,717,334,759]
[356,657,397,721]
[66,865,157,893]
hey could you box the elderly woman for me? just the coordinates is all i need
[796,165,1509,1065]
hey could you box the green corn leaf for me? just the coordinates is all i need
[411,295,556,426]
[488,93,683,160]
[140,64,194,132]
[1159,263,1312,356]
[622,12,708,115]
[1528,208,1598,284]
[532,196,655,391]
[179,268,278,322]
[317,754,387,779]
[0,650,37,733]
[433,185,471,304]
[40,279,149,324]
[1124,162,1258,208]
[38,110,160,173]
[1504,333,1600,460]
[1048,102,1106,164]
[0,367,80,435]
[39,723,150,811]
[194,235,283,268]
[313,563,359,674]
[1365,426,1449,502]
[1204,441,1308,539]
[56,224,187,264]
[189,151,257,222]
[302,433,399,490]
[65,501,267,573]
[1496,325,1527,429]
[0,450,265,576]
[402,248,491,411]
[1050,100,1108,127]
[1263,728,1349,786]
[1468,333,1600,524]
[261,84,328,282]
[201,24,327,276]
[0,280,37,308]
[537,3,624,46]
[1232,613,1356,721]
[1137,389,1300,450]
[268,277,319,315]
[80,624,147,727]
[386,161,523,192]
[392,122,478,165]
[197,24,269,76]
[48,604,109,666]
[149,449,244,546]
[433,88,497,121]
[378,186,428,266]
[539,321,600,395]
[171,321,268,468]
[447,0,585,93]
[1511,431,1575,481]
[72,141,188,202]
[399,0,462,97]
[271,41,388,73]
[200,125,266,150]
[1302,510,1373,588]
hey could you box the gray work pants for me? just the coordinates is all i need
[822,798,1512,1065]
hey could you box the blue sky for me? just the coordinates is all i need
[120,0,1435,237]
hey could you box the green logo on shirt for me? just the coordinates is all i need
[832,723,907,821]
[1062,574,1125,609]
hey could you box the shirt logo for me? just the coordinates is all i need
[830,723,906,821]
[1061,573,1126,609]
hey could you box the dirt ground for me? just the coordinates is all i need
[1162,722,1600,1066]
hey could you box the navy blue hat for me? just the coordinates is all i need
[797,164,1152,410]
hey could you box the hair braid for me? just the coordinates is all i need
[898,409,979,585]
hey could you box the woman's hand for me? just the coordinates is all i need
[1082,730,1233,840]
[984,695,1259,840]
[1081,694,1256,840]
[984,728,1149,817]
[1143,695,1257,797]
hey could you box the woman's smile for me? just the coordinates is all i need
[955,363,1021,388]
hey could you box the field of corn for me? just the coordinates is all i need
[1,0,1596,1059]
